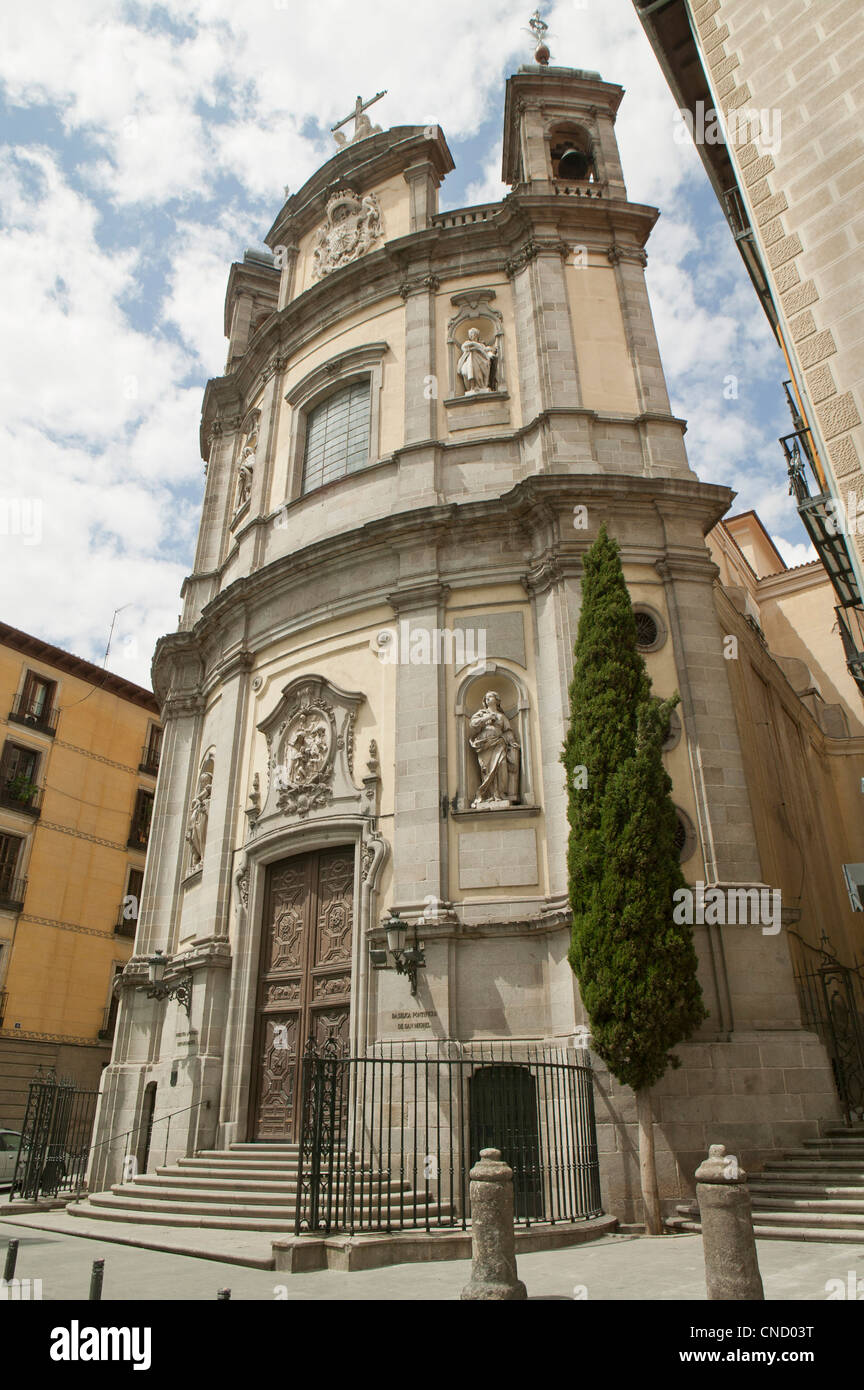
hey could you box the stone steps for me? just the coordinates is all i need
[68,1139,445,1233]
[666,1124,864,1241]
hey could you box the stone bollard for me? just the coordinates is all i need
[461,1148,527,1301]
[695,1144,764,1301]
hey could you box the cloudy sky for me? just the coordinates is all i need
[0,0,814,689]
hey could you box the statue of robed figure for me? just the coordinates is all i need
[469,691,520,808]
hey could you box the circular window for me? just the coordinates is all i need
[633,604,667,653]
[662,707,682,752]
[673,808,697,863]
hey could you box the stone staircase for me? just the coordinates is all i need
[67,1142,444,1233]
[668,1124,864,1242]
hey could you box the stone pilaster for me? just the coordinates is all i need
[657,552,801,1032]
[509,242,591,471]
[187,650,253,946]
[403,160,440,231]
[388,580,450,910]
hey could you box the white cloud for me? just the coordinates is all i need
[0,0,818,687]
[772,535,818,569]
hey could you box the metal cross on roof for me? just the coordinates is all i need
[331,90,388,147]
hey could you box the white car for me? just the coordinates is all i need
[0,1130,22,1186]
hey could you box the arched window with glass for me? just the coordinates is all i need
[301,378,372,495]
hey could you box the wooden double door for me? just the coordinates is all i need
[250,847,354,1141]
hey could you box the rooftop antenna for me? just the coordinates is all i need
[103,604,131,667]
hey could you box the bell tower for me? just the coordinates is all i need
[501,63,628,199]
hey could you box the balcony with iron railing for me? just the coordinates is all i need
[138,743,161,777]
[722,185,752,242]
[0,874,27,912]
[127,824,150,850]
[114,905,138,939]
[8,693,58,737]
[780,381,864,696]
[0,777,43,819]
[98,1001,118,1041]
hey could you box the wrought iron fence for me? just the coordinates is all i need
[12,1070,99,1200]
[789,931,864,1124]
[295,1039,601,1236]
[11,1070,213,1201]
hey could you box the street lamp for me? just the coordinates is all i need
[145,950,192,1016]
[376,910,426,997]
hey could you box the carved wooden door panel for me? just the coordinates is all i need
[251,847,354,1141]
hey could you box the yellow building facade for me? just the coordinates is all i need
[0,622,161,1126]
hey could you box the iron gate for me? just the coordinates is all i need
[12,1069,99,1200]
[294,1038,602,1235]
[790,931,864,1123]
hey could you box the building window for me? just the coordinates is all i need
[9,671,58,735]
[633,605,667,653]
[674,808,697,863]
[0,741,41,815]
[0,832,26,908]
[128,790,154,849]
[301,379,372,495]
[139,725,162,776]
[117,866,144,937]
[99,964,125,1040]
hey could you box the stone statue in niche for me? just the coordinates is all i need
[312,188,383,281]
[457,327,497,394]
[186,764,213,869]
[236,444,255,508]
[234,419,259,514]
[469,692,520,808]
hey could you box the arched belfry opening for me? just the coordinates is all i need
[549,123,596,183]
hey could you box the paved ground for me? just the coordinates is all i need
[2,1220,862,1300]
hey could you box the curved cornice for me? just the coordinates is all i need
[168,475,735,678]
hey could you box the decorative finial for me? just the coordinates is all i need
[527,9,551,66]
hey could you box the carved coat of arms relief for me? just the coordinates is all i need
[312,188,383,281]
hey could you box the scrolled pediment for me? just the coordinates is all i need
[255,675,365,823]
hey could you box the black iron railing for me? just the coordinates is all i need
[8,694,59,736]
[789,931,864,1124]
[0,781,42,817]
[114,907,137,939]
[780,396,864,694]
[127,820,150,849]
[0,875,27,912]
[11,1072,212,1201]
[294,1038,602,1237]
[138,743,161,776]
[12,1070,99,1200]
[722,186,752,242]
[83,1097,212,1194]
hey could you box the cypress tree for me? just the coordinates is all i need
[562,525,707,1232]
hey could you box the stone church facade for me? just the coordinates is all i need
[89,61,845,1222]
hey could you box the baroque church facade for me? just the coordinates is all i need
[87,57,853,1224]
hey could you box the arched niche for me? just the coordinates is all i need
[185,749,214,876]
[454,664,534,811]
[547,122,597,184]
[446,290,506,399]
